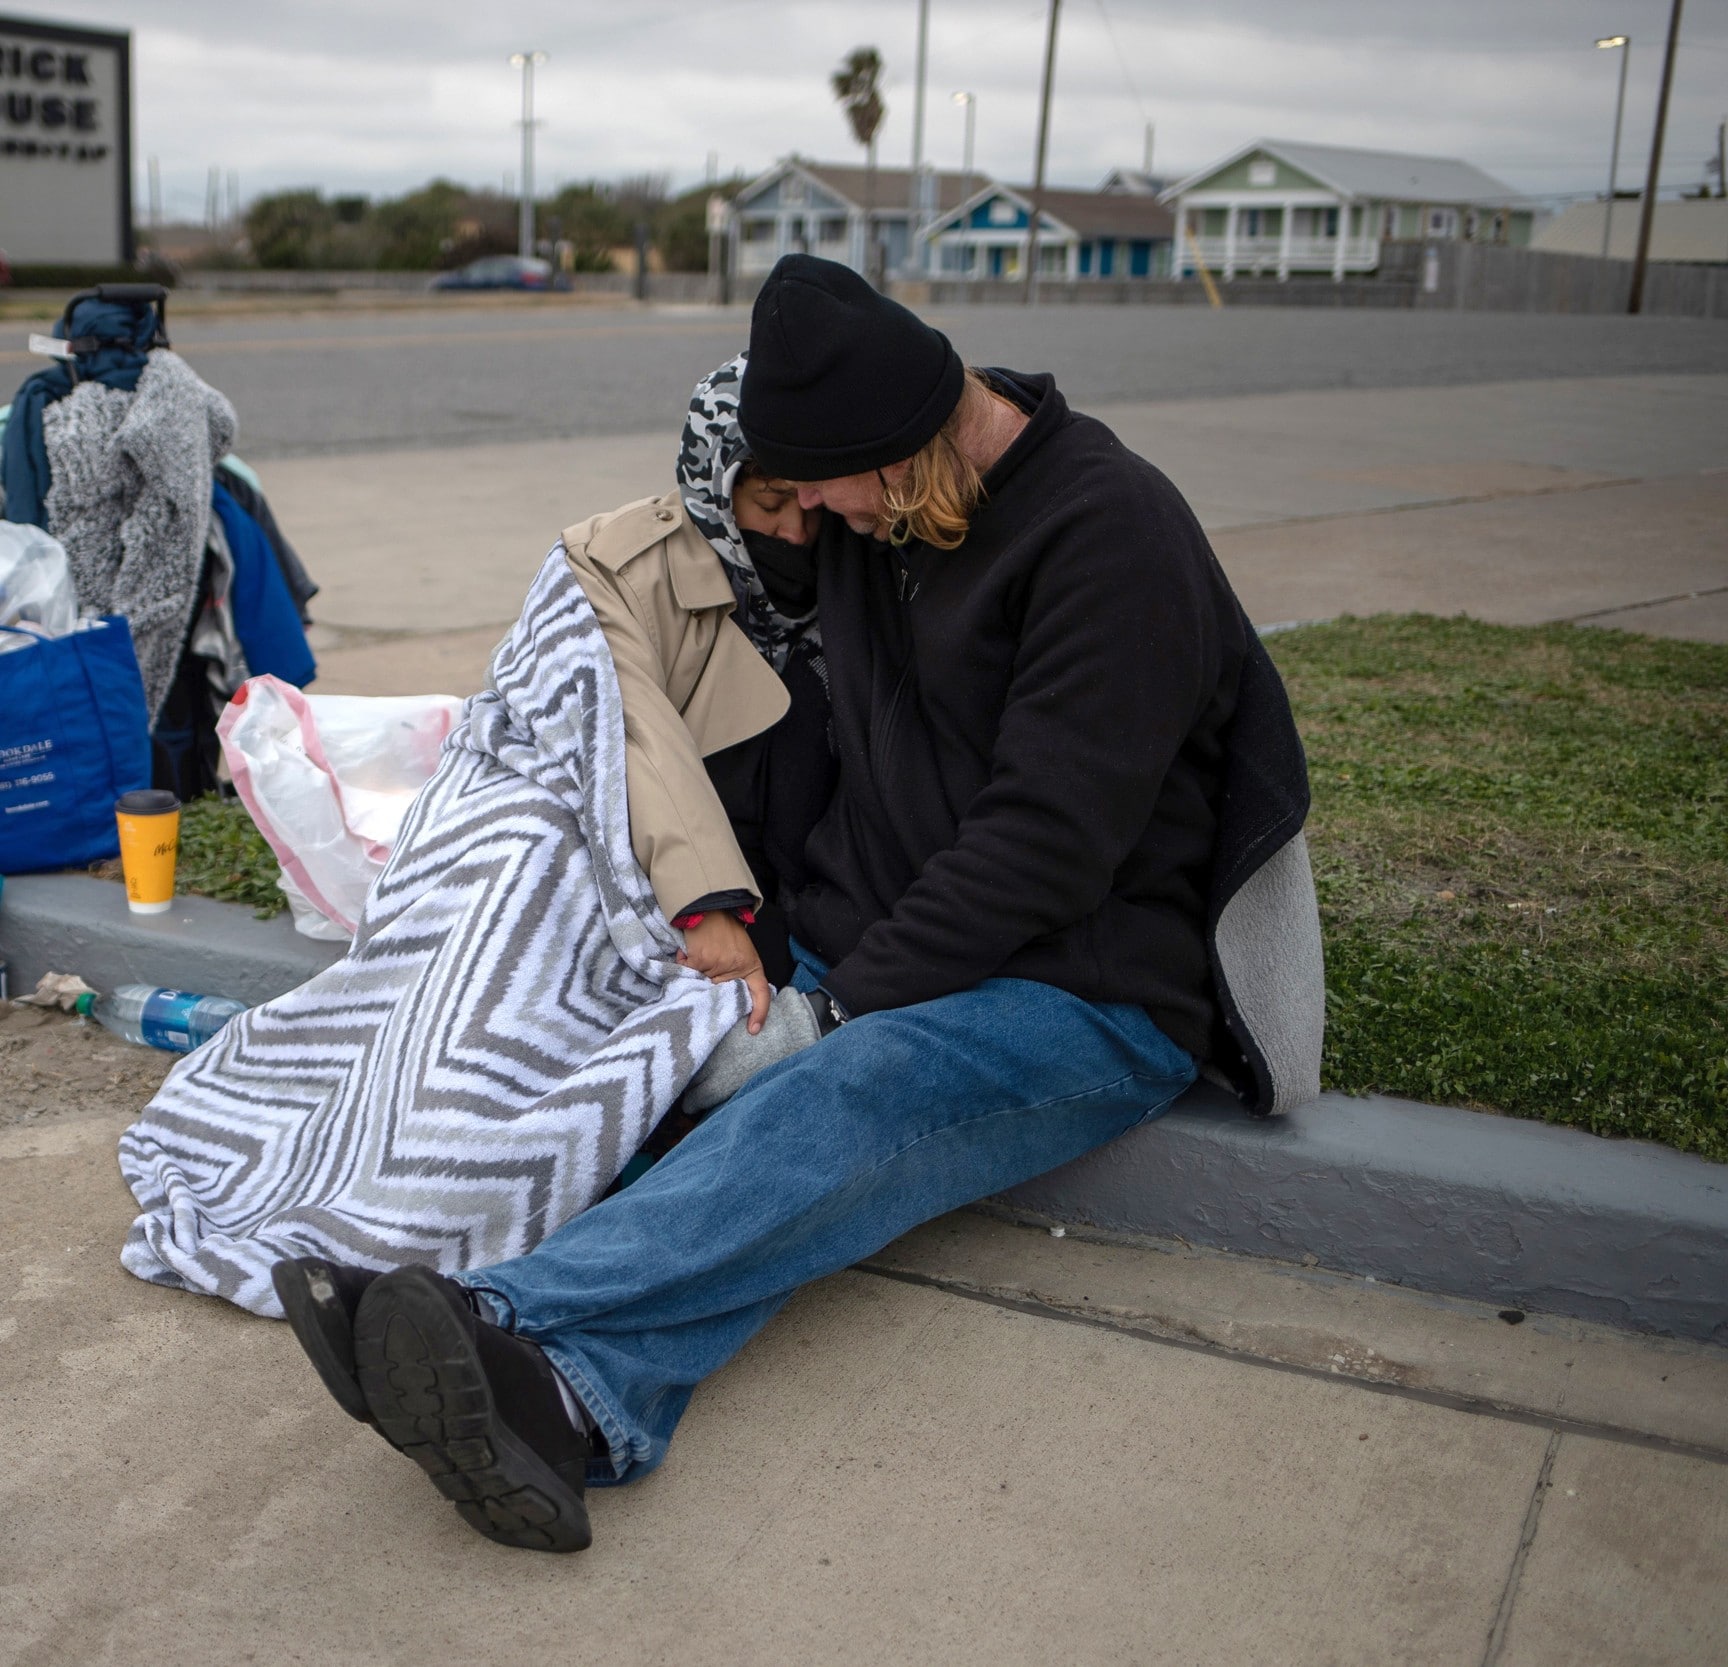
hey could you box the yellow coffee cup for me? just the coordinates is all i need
[115,789,181,915]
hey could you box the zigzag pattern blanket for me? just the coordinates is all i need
[118,548,746,1317]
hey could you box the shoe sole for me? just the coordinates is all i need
[353,1268,592,1554]
[272,1258,373,1424]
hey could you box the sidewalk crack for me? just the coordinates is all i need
[856,1264,1728,1466]
[1559,581,1728,624]
[1210,471,1645,537]
[1480,1428,1562,1667]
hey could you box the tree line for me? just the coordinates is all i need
[233,174,745,273]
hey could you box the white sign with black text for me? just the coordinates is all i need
[0,15,132,266]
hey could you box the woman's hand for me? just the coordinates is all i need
[676,912,773,1034]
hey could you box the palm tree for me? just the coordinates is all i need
[831,46,887,282]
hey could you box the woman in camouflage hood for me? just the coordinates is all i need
[675,351,823,682]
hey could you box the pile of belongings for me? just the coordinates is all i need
[0,284,318,798]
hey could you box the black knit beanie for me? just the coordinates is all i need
[739,254,965,480]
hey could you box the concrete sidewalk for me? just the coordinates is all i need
[5,365,1725,1663]
[252,372,1728,698]
[2,1030,1723,1667]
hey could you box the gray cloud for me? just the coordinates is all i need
[28,0,1728,215]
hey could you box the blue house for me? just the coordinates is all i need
[728,157,978,281]
[921,183,1174,282]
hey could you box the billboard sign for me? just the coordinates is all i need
[0,14,133,265]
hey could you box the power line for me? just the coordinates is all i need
[1091,0,1150,126]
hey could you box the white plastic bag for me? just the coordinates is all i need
[218,675,466,939]
[0,523,78,647]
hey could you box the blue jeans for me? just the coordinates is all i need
[461,956,1195,1484]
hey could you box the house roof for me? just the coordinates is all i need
[1164,139,1523,206]
[802,162,979,215]
[924,182,1173,240]
[1098,167,1170,196]
[1532,197,1728,264]
[734,157,980,216]
[1033,188,1174,238]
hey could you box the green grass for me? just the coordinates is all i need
[174,794,286,918]
[129,617,1728,1160]
[1268,614,1728,1161]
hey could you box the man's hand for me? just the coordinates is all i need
[675,912,773,1034]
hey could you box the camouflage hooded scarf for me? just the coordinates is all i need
[674,353,822,678]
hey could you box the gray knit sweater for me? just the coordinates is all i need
[42,350,237,723]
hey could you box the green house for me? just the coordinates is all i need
[1163,139,1534,282]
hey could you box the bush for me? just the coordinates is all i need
[2,261,176,289]
[541,182,632,271]
[245,189,337,269]
[656,177,747,272]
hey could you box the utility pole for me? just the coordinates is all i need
[509,51,548,260]
[908,0,931,279]
[1022,0,1062,304]
[1595,36,1630,259]
[1629,0,1684,314]
[1143,121,1154,178]
[147,156,161,234]
[707,189,729,306]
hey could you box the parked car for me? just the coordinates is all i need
[429,255,569,292]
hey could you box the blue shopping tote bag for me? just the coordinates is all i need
[0,616,152,873]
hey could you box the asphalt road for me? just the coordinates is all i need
[4,302,1727,458]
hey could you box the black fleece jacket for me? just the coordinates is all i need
[791,371,1249,1059]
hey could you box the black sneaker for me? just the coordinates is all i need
[272,1257,380,1424]
[352,1265,593,1554]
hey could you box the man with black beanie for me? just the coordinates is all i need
[300,255,1320,1554]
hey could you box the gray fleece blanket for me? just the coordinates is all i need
[42,349,236,723]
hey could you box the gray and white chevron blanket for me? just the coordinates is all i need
[118,548,747,1317]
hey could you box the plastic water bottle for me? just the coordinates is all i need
[75,985,249,1054]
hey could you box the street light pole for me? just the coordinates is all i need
[951,92,976,281]
[509,50,548,261]
[953,92,976,200]
[909,0,931,277]
[1629,0,1684,314]
[1596,35,1631,259]
[1023,0,1063,304]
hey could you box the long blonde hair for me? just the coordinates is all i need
[880,367,994,550]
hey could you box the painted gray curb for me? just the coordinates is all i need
[0,873,343,1007]
[1000,1084,1728,1346]
[4,872,1723,1345]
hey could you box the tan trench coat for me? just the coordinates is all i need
[562,490,789,920]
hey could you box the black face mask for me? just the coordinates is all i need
[740,528,818,617]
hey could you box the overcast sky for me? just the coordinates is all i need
[21,0,1728,218]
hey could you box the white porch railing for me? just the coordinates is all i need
[1184,236,1380,273]
[737,237,854,276]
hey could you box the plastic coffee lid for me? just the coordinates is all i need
[115,789,181,814]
